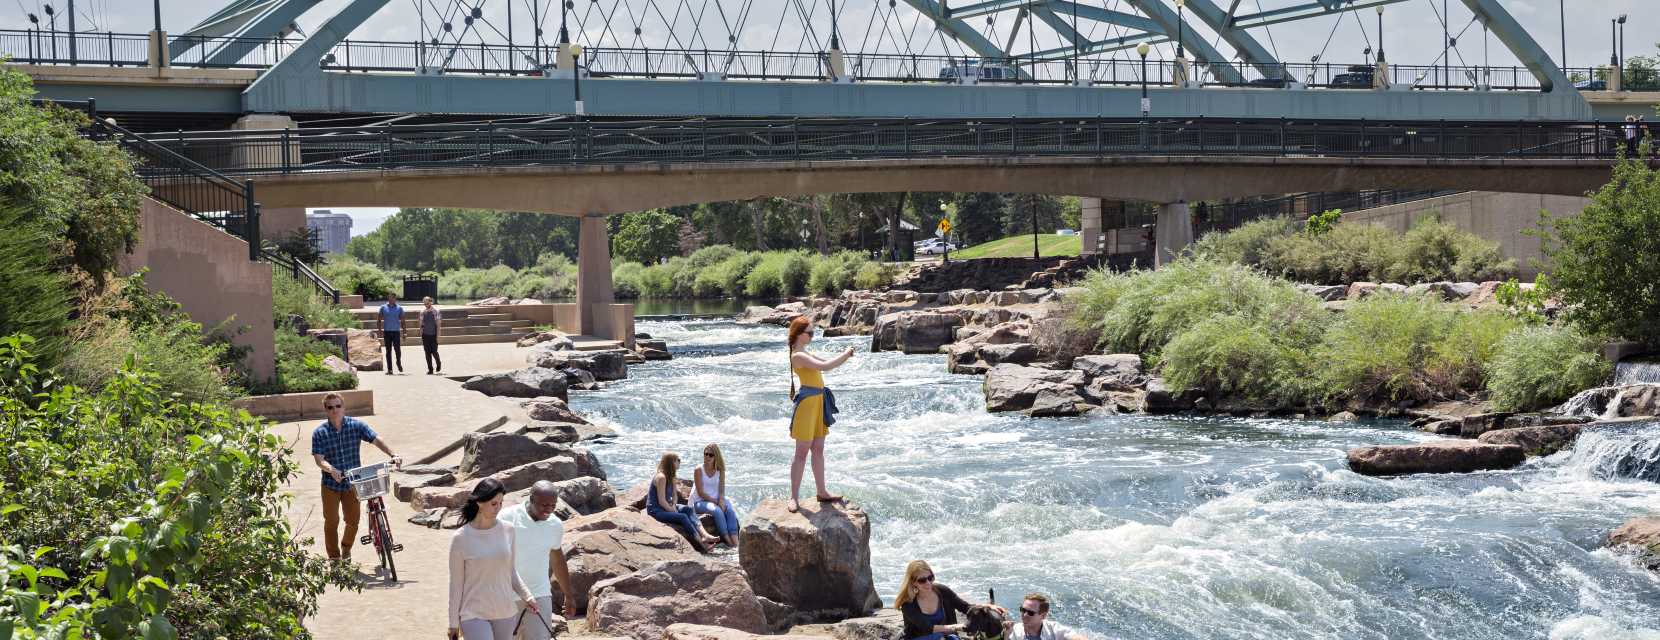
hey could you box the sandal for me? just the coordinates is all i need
[815,494,844,503]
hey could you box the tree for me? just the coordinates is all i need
[1542,153,1660,345]
[612,209,683,264]
[954,192,1007,246]
[1002,193,1066,236]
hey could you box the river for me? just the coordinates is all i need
[571,319,1660,640]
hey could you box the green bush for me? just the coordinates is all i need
[1195,214,1515,285]
[808,251,872,296]
[1485,325,1613,411]
[1542,154,1660,345]
[1315,293,1521,404]
[1259,223,1400,285]
[318,257,398,299]
[1385,217,1515,283]
[1080,258,1326,358]
[0,335,344,639]
[1160,313,1321,405]
[272,271,355,330]
[743,251,812,297]
[266,331,358,394]
[853,260,898,291]
[1190,216,1300,267]
[612,261,645,298]
[60,274,242,403]
[638,257,691,298]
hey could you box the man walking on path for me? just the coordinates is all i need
[421,296,443,375]
[311,392,401,562]
[378,292,405,374]
[498,481,578,637]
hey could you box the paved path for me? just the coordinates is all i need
[273,342,544,639]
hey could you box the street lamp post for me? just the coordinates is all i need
[1137,42,1150,148]
[1174,0,1186,85]
[560,0,570,44]
[1559,0,1566,72]
[1618,14,1627,89]
[1029,196,1039,259]
[1375,6,1385,64]
[571,44,585,115]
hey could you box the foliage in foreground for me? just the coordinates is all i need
[1191,214,1515,285]
[1484,325,1612,411]
[0,203,74,368]
[0,335,346,639]
[262,331,359,395]
[1070,258,1541,409]
[1541,152,1660,346]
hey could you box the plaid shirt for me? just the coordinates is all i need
[312,417,378,491]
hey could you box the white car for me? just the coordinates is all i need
[915,238,958,255]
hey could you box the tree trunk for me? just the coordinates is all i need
[811,197,830,256]
[749,198,768,251]
[887,192,908,261]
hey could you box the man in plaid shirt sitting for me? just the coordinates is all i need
[311,392,401,562]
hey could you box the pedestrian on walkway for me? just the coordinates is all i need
[498,481,577,637]
[378,292,405,374]
[448,477,539,640]
[421,296,443,375]
[787,316,853,514]
[311,392,400,562]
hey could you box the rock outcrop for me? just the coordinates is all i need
[412,457,605,510]
[529,347,630,381]
[982,364,1085,413]
[587,559,769,640]
[1607,516,1660,569]
[457,432,604,480]
[344,329,384,371]
[462,367,570,400]
[1475,424,1584,457]
[665,624,835,640]
[1346,440,1526,476]
[553,508,701,612]
[740,499,882,622]
[870,312,964,354]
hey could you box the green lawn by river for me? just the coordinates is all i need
[949,233,1082,259]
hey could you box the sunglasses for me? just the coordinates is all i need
[325,404,343,410]
[703,452,715,458]
[1019,608,1041,617]
[914,574,935,585]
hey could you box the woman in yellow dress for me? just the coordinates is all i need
[786,316,855,513]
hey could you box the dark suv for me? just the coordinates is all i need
[1330,64,1375,89]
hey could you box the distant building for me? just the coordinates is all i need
[307,210,353,254]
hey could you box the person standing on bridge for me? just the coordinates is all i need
[378,292,406,374]
[421,296,444,375]
[1625,115,1641,157]
[787,316,853,514]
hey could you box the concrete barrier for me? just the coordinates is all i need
[233,388,374,422]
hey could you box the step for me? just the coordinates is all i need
[491,319,534,328]
[466,313,514,322]
[438,332,531,345]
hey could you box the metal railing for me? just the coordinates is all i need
[143,116,1629,179]
[263,248,342,304]
[0,28,1605,92]
[1194,188,1464,236]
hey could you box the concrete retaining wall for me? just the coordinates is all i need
[1341,191,1591,280]
[233,388,374,422]
[120,198,276,382]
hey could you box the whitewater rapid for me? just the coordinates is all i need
[571,320,1660,640]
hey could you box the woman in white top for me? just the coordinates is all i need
[692,443,741,548]
[448,477,538,640]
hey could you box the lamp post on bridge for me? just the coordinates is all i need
[1137,41,1151,149]
[1173,0,1186,86]
[1618,14,1627,91]
[571,44,585,115]
[1374,6,1388,89]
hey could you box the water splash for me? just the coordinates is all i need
[1614,359,1660,386]
[1559,424,1660,483]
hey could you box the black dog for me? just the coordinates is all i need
[963,604,1009,640]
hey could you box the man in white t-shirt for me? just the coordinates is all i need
[1017,593,1089,640]
[499,481,576,639]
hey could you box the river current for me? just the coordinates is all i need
[571,320,1660,640]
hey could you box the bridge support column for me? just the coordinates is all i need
[576,215,615,337]
[231,114,299,171]
[1154,202,1193,268]
[1079,197,1103,256]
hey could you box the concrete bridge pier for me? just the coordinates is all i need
[1079,197,1104,256]
[1154,202,1194,267]
[576,214,615,336]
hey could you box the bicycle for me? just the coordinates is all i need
[348,460,403,582]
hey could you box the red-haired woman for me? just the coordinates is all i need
[786,316,854,513]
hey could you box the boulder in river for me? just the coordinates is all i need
[871,311,964,354]
[1346,440,1526,476]
[412,456,591,510]
[982,364,1085,413]
[522,397,590,424]
[587,559,769,640]
[529,347,630,381]
[552,508,701,612]
[740,499,883,621]
[1071,354,1144,391]
[1476,424,1583,457]
[1606,517,1660,569]
[461,367,569,400]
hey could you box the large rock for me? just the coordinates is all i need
[554,508,701,612]
[345,328,383,371]
[529,347,630,381]
[391,464,455,503]
[620,478,695,511]
[1457,412,1517,438]
[1027,386,1088,417]
[1296,284,1348,301]
[1071,354,1145,390]
[666,625,834,640]
[739,499,882,620]
[412,457,594,510]
[522,397,590,424]
[457,432,604,480]
[793,609,905,640]
[1476,424,1584,457]
[871,311,965,354]
[587,559,768,640]
[1607,517,1660,569]
[1346,440,1526,476]
[982,364,1085,413]
[462,367,569,400]
[978,343,1040,366]
[502,475,617,515]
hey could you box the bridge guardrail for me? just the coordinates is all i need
[143,116,1629,179]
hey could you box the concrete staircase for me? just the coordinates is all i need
[350,306,535,345]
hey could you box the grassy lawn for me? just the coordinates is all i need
[948,233,1083,260]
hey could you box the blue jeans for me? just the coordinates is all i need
[693,498,739,537]
[646,504,706,550]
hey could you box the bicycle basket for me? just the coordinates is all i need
[346,462,392,500]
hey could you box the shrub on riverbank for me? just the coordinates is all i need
[1484,325,1612,411]
[441,253,578,300]
[1191,215,1515,285]
[272,271,356,330]
[319,256,398,299]
[59,273,244,403]
[1316,294,1521,404]
[1540,153,1660,346]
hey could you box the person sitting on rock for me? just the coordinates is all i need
[693,443,741,548]
[645,452,719,553]
[787,315,854,513]
[896,560,974,640]
[1014,593,1088,640]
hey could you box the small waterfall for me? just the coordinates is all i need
[1560,425,1660,483]
[1614,359,1660,386]
[1553,383,1660,420]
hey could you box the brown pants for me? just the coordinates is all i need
[321,485,361,559]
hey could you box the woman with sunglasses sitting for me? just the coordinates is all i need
[895,560,973,640]
[693,443,741,548]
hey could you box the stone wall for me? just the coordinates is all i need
[120,198,276,382]
[1341,191,1590,280]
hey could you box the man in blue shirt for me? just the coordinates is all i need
[377,292,405,374]
[311,392,401,561]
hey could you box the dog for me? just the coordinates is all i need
[963,603,1009,640]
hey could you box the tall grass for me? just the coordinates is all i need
[1191,215,1516,285]
[1485,325,1612,411]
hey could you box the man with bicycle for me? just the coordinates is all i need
[312,392,401,562]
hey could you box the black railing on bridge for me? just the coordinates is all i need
[1,28,1611,92]
[144,116,1629,178]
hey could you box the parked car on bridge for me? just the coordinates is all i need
[915,238,958,255]
[939,62,1016,82]
[1330,65,1375,89]
[1575,79,1607,91]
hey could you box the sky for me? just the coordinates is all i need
[10,1,1656,231]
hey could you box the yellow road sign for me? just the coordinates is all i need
[937,218,952,235]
